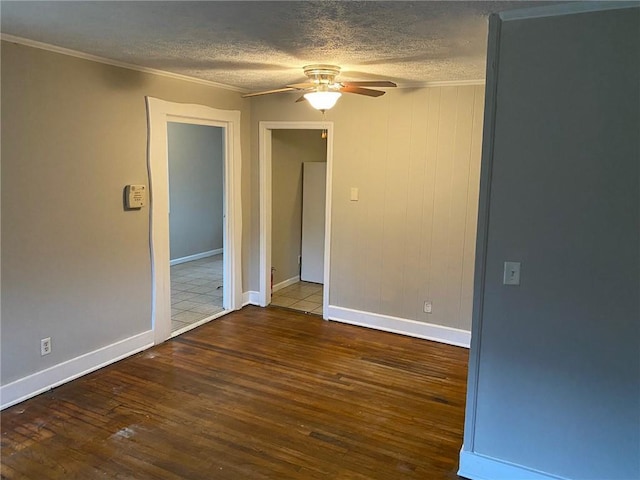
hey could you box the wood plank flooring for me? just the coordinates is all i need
[1,306,469,479]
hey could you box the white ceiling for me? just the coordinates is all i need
[1,1,550,92]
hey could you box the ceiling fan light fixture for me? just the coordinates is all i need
[304,91,342,111]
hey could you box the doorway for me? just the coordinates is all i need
[167,122,225,334]
[269,130,327,316]
[258,121,333,316]
[146,98,243,345]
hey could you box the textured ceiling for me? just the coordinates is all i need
[1,1,548,92]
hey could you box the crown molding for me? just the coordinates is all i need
[1,33,485,92]
[397,79,485,88]
[0,33,247,93]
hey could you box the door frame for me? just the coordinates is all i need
[258,121,333,316]
[146,97,243,344]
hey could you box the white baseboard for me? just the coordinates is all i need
[325,305,471,348]
[272,275,300,293]
[458,450,567,480]
[242,291,261,307]
[170,248,223,266]
[0,330,154,410]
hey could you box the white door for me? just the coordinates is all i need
[301,162,326,283]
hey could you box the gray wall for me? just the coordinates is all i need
[1,41,250,386]
[168,123,224,260]
[271,129,327,285]
[462,5,639,479]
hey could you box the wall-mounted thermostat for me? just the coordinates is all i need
[125,184,147,209]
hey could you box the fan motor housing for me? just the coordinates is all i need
[303,64,341,84]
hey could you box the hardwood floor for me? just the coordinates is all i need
[1,306,469,479]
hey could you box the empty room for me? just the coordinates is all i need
[1,2,638,479]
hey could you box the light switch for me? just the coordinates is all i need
[503,261,521,285]
[350,187,359,201]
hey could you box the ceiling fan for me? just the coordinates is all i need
[241,64,397,112]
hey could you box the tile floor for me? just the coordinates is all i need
[170,254,224,333]
[270,281,324,316]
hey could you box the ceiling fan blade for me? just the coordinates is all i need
[340,86,386,97]
[241,87,297,98]
[341,81,397,88]
[295,95,306,103]
[286,82,317,89]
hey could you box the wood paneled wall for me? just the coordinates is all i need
[330,86,484,331]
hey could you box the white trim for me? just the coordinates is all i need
[258,124,272,308]
[169,248,223,266]
[146,98,243,345]
[326,305,471,348]
[0,34,246,93]
[242,291,261,307]
[0,330,154,410]
[322,127,334,318]
[258,122,334,316]
[272,275,300,293]
[458,450,569,480]
[397,79,485,88]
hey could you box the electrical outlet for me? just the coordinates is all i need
[423,301,433,314]
[41,337,52,356]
